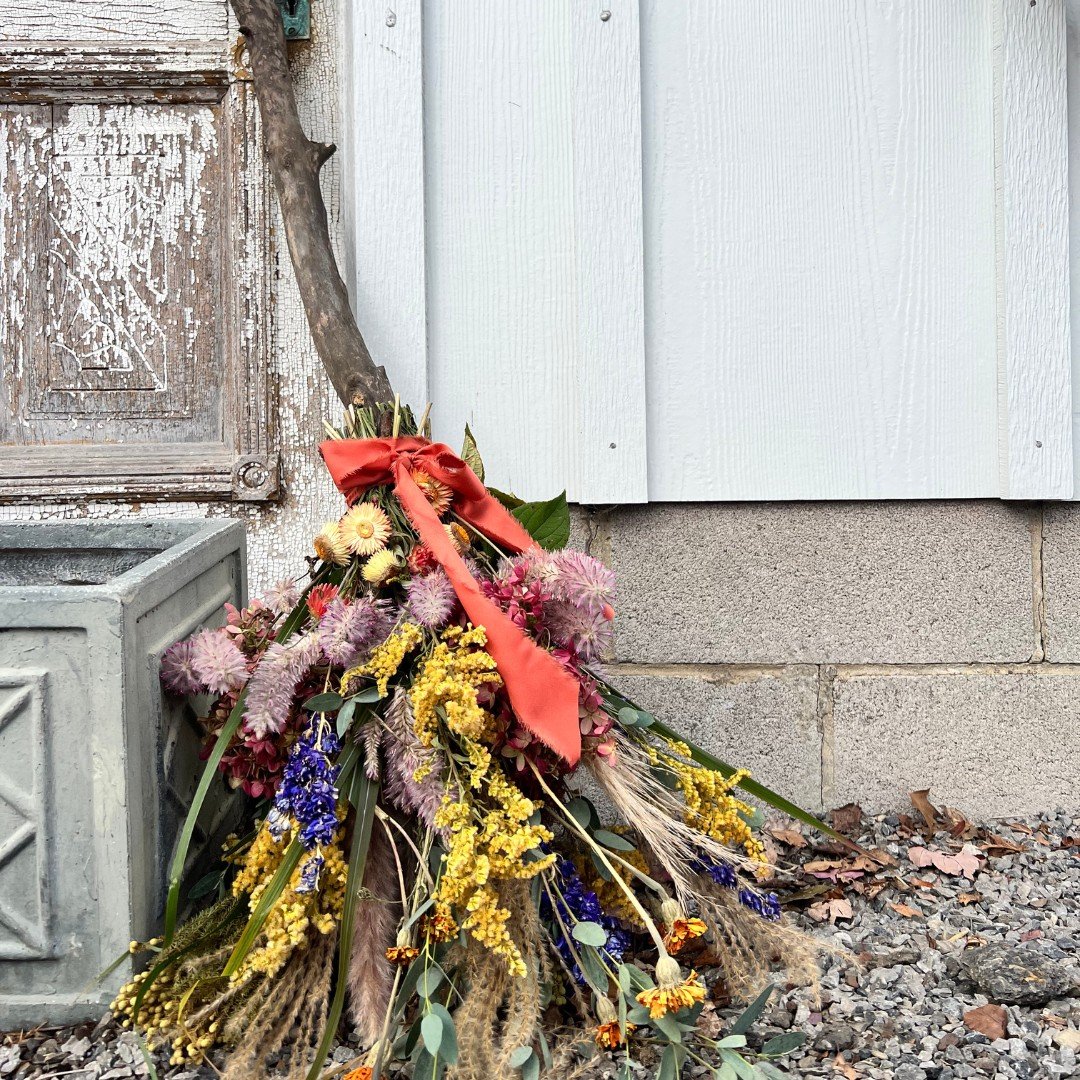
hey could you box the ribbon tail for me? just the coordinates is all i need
[391,462,582,765]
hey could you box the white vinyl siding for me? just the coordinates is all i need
[343,0,1072,504]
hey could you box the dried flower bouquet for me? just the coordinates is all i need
[113,402,830,1080]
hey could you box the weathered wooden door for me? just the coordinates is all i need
[0,1,278,503]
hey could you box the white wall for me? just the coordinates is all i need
[343,0,1073,504]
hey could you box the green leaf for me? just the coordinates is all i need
[488,487,524,510]
[413,1048,443,1080]
[571,921,609,947]
[135,1035,159,1080]
[590,850,613,881]
[718,1050,759,1080]
[625,1004,652,1025]
[728,983,774,1036]
[305,762,380,1079]
[428,1003,458,1065]
[421,1012,444,1057]
[303,691,343,713]
[714,1035,747,1049]
[658,1044,683,1080]
[617,964,633,995]
[716,1065,738,1080]
[566,796,594,830]
[417,965,445,999]
[461,424,485,482]
[512,492,571,551]
[186,870,224,901]
[651,1012,685,1043]
[348,686,385,704]
[521,1054,540,1080]
[761,1031,807,1057]
[508,1046,533,1068]
[336,697,358,738]
[593,829,635,852]
[617,706,639,728]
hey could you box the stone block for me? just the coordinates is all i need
[827,668,1080,817]
[608,665,823,812]
[0,520,246,1027]
[1042,506,1080,661]
[607,502,1035,665]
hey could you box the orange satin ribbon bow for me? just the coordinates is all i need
[319,436,582,765]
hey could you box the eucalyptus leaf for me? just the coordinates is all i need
[508,1046,533,1068]
[617,706,639,728]
[347,686,384,704]
[571,921,609,948]
[335,697,357,737]
[658,1044,683,1080]
[511,492,571,551]
[303,691,343,713]
[651,1012,684,1043]
[728,983,774,1036]
[186,870,223,901]
[421,1012,444,1056]
[718,1049,758,1080]
[413,1048,442,1080]
[417,966,445,999]
[578,946,610,991]
[521,1055,540,1080]
[428,1003,458,1065]
[761,1031,807,1057]
[714,1035,747,1049]
[593,829,635,852]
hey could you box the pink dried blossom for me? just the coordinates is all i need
[160,638,204,696]
[544,600,613,662]
[317,597,392,668]
[261,578,301,615]
[242,631,321,739]
[405,570,457,629]
[189,629,249,695]
[548,550,615,616]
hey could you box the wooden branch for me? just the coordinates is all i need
[229,0,395,408]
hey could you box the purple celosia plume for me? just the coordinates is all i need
[547,550,615,614]
[317,596,392,668]
[544,601,613,662]
[189,629,249,695]
[242,631,321,739]
[405,569,457,629]
[160,638,204,697]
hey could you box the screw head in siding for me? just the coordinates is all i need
[386,9,397,27]
[600,9,612,21]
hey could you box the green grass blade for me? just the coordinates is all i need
[306,767,381,1079]
[163,569,328,943]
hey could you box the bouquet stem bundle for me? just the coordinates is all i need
[113,401,834,1079]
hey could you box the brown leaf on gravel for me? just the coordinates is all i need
[980,833,1027,856]
[910,789,940,831]
[956,892,982,905]
[963,1004,1007,1041]
[833,1054,858,1080]
[829,802,864,835]
[767,824,807,849]
[807,897,854,924]
[889,902,921,918]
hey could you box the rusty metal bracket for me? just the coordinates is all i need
[277,0,310,41]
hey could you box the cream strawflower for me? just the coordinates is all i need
[313,521,351,566]
[340,503,391,556]
[362,549,402,585]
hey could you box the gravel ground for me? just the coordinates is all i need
[3,807,1078,1079]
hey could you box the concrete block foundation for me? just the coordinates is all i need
[587,501,1079,818]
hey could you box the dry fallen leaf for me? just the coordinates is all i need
[807,897,854,924]
[907,844,983,878]
[910,789,939,832]
[963,1004,1007,1041]
[889,902,921,918]
[833,1053,858,1080]
[956,892,982,905]
[829,802,864,835]
[767,824,807,849]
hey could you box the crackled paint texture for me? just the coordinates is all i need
[2,1,346,593]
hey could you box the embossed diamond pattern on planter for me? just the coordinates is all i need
[0,672,49,960]
[0,520,245,1027]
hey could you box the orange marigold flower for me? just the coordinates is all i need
[384,944,419,966]
[594,1020,634,1049]
[419,905,458,943]
[411,469,453,515]
[342,1068,373,1080]
[663,917,708,955]
[636,970,706,1019]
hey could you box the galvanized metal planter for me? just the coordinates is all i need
[0,520,246,1026]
